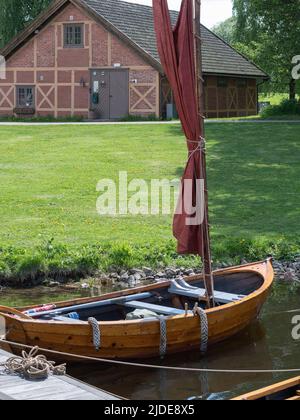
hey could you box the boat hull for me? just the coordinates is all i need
[1,260,274,360]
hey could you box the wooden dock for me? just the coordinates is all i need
[0,348,122,401]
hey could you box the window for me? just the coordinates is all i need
[64,24,84,48]
[16,86,35,108]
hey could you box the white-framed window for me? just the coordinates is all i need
[16,86,35,108]
[64,24,84,48]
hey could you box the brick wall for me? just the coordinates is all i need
[0,2,159,119]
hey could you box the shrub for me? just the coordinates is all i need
[120,114,159,122]
[260,99,300,119]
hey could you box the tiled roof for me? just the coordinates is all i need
[83,0,267,78]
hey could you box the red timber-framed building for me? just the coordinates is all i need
[0,0,268,120]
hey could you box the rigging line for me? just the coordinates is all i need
[1,337,300,375]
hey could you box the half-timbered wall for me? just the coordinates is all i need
[204,76,257,118]
[0,3,160,119]
[160,75,258,119]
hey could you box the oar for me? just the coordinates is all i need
[26,292,153,319]
[0,306,32,320]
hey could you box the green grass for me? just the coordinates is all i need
[0,123,299,284]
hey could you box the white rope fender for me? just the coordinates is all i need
[193,304,208,354]
[159,317,167,359]
[88,317,101,351]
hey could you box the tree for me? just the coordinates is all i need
[233,0,300,100]
[212,17,237,45]
[0,0,52,48]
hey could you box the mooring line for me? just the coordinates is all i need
[1,338,300,374]
[261,308,300,317]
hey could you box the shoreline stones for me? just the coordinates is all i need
[1,259,299,290]
[103,260,300,286]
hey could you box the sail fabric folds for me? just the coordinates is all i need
[153,0,205,256]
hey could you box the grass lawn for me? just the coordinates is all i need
[0,123,299,282]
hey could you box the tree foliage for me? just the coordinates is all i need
[0,0,52,48]
[212,17,237,45]
[233,0,300,98]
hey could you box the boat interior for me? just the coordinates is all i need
[29,271,264,323]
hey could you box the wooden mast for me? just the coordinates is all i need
[194,0,215,307]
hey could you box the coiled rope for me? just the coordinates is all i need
[0,346,66,380]
[88,317,101,351]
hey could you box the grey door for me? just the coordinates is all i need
[90,69,129,120]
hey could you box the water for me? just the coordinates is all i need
[1,281,300,400]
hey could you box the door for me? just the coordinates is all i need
[90,69,129,120]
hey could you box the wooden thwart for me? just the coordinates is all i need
[122,300,187,316]
[169,280,246,304]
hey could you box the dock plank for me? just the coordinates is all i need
[0,348,121,400]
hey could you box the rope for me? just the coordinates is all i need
[0,346,66,380]
[88,317,101,351]
[187,137,206,161]
[193,304,208,354]
[2,337,300,374]
[159,317,167,359]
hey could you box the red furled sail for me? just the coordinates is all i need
[153,0,214,305]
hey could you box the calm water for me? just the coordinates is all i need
[1,281,300,400]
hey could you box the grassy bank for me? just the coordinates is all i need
[0,238,299,286]
[0,123,299,285]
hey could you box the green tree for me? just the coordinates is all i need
[0,0,52,48]
[212,17,237,45]
[233,0,300,99]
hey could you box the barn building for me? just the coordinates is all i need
[0,0,268,120]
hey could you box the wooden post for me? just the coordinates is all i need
[194,0,215,307]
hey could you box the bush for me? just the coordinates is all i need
[120,114,159,122]
[0,115,85,123]
[260,99,300,119]
[0,237,299,287]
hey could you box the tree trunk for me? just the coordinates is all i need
[289,78,296,100]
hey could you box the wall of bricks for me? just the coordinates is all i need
[0,2,159,119]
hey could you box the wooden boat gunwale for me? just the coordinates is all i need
[232,376,300,400]
[4,258,273,324]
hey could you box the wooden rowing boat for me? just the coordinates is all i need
[0,259,274,360]
[232,376,300,400]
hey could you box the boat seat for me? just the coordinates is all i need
[43,315,85,323]
[169,279,246,304]
[122,300,187,316]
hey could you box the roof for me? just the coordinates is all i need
[1,0,268,79]
[83,0,267,78]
